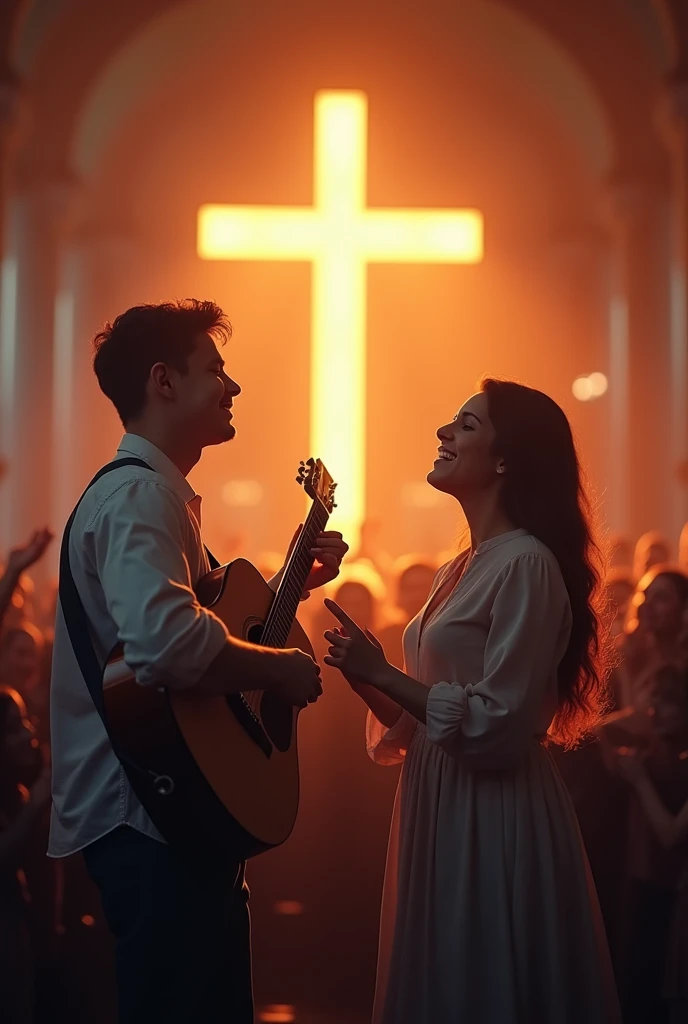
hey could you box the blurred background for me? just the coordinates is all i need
[2,1,688,1022]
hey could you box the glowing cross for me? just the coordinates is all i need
[198,91,483,546]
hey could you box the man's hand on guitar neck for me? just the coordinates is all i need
[269,527,349,600]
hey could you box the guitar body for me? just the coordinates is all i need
[102,558,313,865]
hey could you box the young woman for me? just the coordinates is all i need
[324,379,621,1023]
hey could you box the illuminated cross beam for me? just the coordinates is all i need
[198,90,483,546]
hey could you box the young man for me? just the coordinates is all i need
[48,300,348,1023]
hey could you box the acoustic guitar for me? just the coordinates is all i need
[101,458,337,865]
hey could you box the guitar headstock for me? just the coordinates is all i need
[296,458,337,513]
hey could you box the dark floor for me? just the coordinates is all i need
[257,1012,368,1024]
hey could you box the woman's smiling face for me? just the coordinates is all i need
[427,392,503,500]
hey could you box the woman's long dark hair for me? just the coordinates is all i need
[482,378,610,748]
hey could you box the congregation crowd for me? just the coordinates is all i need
[2,511,688,1022]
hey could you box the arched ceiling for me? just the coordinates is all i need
[70,0,613,182]
[4,0,680,185]
[11,0,677,78]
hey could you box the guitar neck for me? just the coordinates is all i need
[261,499,330,649]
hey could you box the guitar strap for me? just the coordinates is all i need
[58,456,220,736]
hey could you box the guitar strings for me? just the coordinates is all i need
[243,499,329,715]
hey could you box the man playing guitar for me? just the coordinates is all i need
[48,299,348,1023]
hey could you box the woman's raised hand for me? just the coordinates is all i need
[323,598,389,686]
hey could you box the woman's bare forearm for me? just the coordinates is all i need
[348,676,403,729]
[370,664,430,723]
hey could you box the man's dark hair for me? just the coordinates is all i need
[92,299,232,425]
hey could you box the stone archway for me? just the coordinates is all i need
[2,0,681,556]
[50,0,625,557]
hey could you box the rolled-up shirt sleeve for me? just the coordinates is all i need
[86,478,230,689]
[425,553,570,769]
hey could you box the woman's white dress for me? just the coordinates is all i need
[367,529,621,1024]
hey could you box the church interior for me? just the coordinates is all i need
[2,1,688,1022]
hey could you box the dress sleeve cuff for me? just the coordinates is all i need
[366,708,417,765]
[425,681,471,749]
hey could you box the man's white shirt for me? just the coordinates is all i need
[48,433,230,857]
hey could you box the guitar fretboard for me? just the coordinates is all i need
[261,498,330,649]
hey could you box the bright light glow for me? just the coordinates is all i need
[0,257,18,449]
[572,372,609,402]
[0,257,18,550]
[401,481,445,509]
[273,900,304,915]
[572,376,593,401]
[258,1007,296,1024]
[198,91,484,545]
[221,480,264,508]
[588,371,608,397]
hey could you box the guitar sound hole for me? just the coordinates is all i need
[244,620,292,752]
[247,623,264,645]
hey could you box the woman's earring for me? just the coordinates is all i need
[496,465,505,475]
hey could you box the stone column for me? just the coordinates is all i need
[657,79,688,543]
[0,73,25,269]
[602,175,674,542]
[0,174,79,574]
[0,75,25,533]
[546,223,613,521]
[51,226,147,546]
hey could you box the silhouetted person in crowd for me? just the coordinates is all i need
[377,557,436,669]
[604,568,635,642]
[0,624,48,741]
[679,522,688,575]
[0,687,50,1023]
[633,531,671,583]
[612,568,688,717]
[0,529,54,635]
[349,517,395,584]
[611,667,688,1024]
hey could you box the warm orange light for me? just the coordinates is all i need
[258,1006,296,1024]
[588,372,608,397]
[572,376,593,402]
[198,91,484,546]
[273,900,304,915]
[572,372,608,402]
